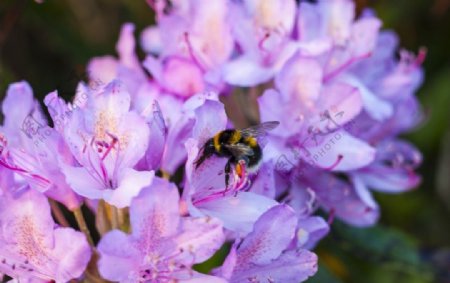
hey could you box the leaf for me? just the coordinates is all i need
[332,221,422,266]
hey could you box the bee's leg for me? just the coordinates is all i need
[224,158,232,191]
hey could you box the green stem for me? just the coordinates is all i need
[110,206,119,230]
[73,207,95,247]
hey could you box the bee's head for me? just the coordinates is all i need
[195,139,216,169]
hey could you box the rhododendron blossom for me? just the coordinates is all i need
[0,0,425,282]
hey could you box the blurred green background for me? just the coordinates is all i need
[0,0,449,282]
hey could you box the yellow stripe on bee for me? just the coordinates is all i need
[229,131,241,144]
[245,136,258,147]
[213,133,221,152]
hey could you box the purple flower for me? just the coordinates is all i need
[295,163,380,226]
[0,82,82,209]
[259,53,376,172]
[0,188,91,282]
[184,137,279,235]
[142,0,233,94]
[60,80,153,208]
[352,139,422,193]
[216,205,318,283]
[159,92,228,175]
[0,0,427,281]
[222,0,298,87]
[97,177,225,282]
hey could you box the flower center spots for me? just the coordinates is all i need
[15,216,50,266]
[131,249,194,283]
[92,111,130,158]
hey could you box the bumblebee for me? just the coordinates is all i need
[195,121,280,188]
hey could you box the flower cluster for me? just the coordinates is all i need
[0,0,424,282]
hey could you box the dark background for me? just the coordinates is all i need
[0,0,449,282]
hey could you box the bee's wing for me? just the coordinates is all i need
[224,143,254,157]
[240,121,280,138]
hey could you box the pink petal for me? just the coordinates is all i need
[130,177,180,240]
[195,192,278,235]
[249,162,276,198]
[97,230,140,282]
[140,25,162,54]
[182,272,228,283]
[116,23,141,70]
[237,205,297,266]
[231,249,317,283]
[275,55,323,105]
[2,81,36,129]
[297,216,330,249]
[144,102,167,170]
[191,99,227,144]
[60,164,104,199]
[162,117,195,174]
[103,169,154,208]
[52,228,92,282]
[258,89,303,138]
[175,217,225,264]
[341,75,393,121]
[301,130,376,171]
[116,111,150,169]
[303,169,379,226]
[222,56,276,87]
[87,56,119,85]
[314,82,363,131]
[351,174,378,209]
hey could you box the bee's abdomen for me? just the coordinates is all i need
[241,136,262,168]
[248,143,262,168]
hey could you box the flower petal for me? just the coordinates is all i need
[195,192,278,235]
[87,56,118,85]
[237,204,297,266]
[297,216,330,249]
[341,75,393,121]
[222,56,276,87]
[314,82,363,131]
[140,25,162,54]
[302,169,379,227]
[182,272,228,283]
[301,130,376,171]
[175,217,225,264]
[357,139,422,192]
[130,177,180,240]
[52,228,92,282]
[60,164,105,200]
[116,111,150,169]
[97,230,140,282]
[275,55,323,105]
[259,89,303,138]
[231,249,318,283]
[103,169,154,208]
[116,23,140,70]
[2,81,36,129]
